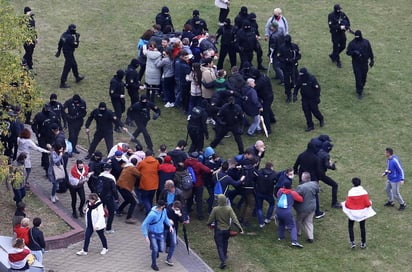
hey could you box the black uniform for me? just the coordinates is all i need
[63,95,87,153]
[22,7,36,70]
[216,19,237,70]
[328,4,350,67]
[187,106,208,153]
[109,70,126,131]
[236,22,258,69]
[56,24,83,88]
[249,13,265,70]
[210,97,244,154]
[85,102,122,157]
[31,104,59,172]
[125,59,140,106]
[49,94,66,129]
[127,95,160,151]
[317,141,339,207]
[294,68,324,131]
[278,34,301,102]
[252,69,275,134]
[185,10,208,36]
[155,6,174,33]
[346,30,374,99]
[234,6,249,31]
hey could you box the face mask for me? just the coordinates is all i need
[287,174,294,179]
[115,157,122,161]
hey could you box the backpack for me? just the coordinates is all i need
[241,164,258,188]
[214,174,228,195]
[95,176,104,195]
[277,193,288,209]
[180,170,194,190]
[187,166,197,183]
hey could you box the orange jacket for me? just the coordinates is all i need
[117,165,140,192]
[138,156,159,191]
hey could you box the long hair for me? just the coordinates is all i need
[192,62,202,87]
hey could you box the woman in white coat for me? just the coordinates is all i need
[76,193,108,255]
[17,128,50,185]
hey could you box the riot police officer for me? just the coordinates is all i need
[127,94,160,152]
[84,102,125,159]
[236,21,258,69]
[32,104,60,174]
[249,13,266,70]
[155,6,174,33]
[216,18,237,70]
[185,10,208,36]
[63,94,87,154]
[55,24,84,88]
[109,69,126,132]
[49,93,66,129]
[210,96,245,154]
[278,34,301,103]
[294,68,324,132]
[328,4,350,68]
[125,59,140,106]
[187,105,208,153]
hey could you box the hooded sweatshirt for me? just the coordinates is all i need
[138,156,160,190]
[207,194,243,232]
[141,206,171,237]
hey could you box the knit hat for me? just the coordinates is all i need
[163,155,172,163]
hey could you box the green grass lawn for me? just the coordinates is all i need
[10,0,412,271]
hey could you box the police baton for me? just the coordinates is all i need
[86,130,91,146]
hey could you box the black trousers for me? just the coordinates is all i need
[127,87,139,106]
[132,119,153,151]
[23,42,35,69]
[330,32,346,62]
[262,96,274,134]
[214,229,230,264]
[319,174,338,206]
[210,125,244,154]
[302,99,324,128]
[352,61,369,94]
[61,52,79,84]
[254,42,263,67]
[68,119,83,151]
[348,219,366,243]
[188,127,205,153]
[217,44,237,70]
[282,65,298,99]
[239,50,253,69]
[69,186,85,214]
[38,137,50,171]
[88,130,113,155]
[218,8,230,23]
[117,188,137,219]
[111,99,125,128]
[101,196,115,231]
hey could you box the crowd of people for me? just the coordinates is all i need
[1,2,390,271]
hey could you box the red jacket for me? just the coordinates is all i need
[184,158,211,187]
[14,224,30,246]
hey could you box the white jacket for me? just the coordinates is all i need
[85,200,106,230]
[215,0,229,9]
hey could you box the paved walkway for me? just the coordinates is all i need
[28,134,212,272]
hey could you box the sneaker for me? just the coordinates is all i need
[259,224,265,228]
[360,242,366,249]
[100,248,108,255]
[151,264,159,271]
[125,218,137,224]
[315,211,325,219]
[219,262,226,269]
[164,102,171,108]
[384,201,395,207]
[60,83,70,89]
[331,203,342,209]
[169,102,175,108]
[336,60,342,68]
[399,203,407,211]
[291,242,304,248]
[105,229,115,234]
[76,76,85,83]
[264,219,271,224]
[50,195,56,203]
[307,239,314,243]
[76,249,87,256]
[55,195,59,201]
[165,259,174,266]
[350,241,356,249]
[115,211,123,217]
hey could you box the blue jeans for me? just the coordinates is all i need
[149,232,165,266]
[141,190,156,214]
[247,115,261,135]
[256,192,275,225]
[165,227,176,261]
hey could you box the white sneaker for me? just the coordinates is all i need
[105,229,115,234]
[55,195,59,201]
[76,249,88,256]
[169,102,175,108]
[100,248,108,255]
[264,219,271,224]
[164,102,171,108]
[259,224,265,228]
[50,195,56,203]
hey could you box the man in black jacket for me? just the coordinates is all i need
[49,93,66,130]
[346,30,374,100]
[216,18,236,70]
[85,102,125,159]
[63,94,87,154]
[127,94,160,152]
[187,106,208,153]
[185,10,208,36]
[125,59,140,106]
[155,6,174,33]
[255,162,277,227]
[109,70,126,132]
[294,68,324,132]
[328,4,350,68]
[236,21,258,69]
[55,24,84,88]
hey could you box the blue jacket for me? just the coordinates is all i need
[387,155,404,182]
[141,206,171,237]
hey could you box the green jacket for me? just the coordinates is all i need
[207,194,243,232]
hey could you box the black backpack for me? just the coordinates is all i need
[241,164,258,188]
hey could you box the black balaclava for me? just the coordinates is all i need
[240,6,248,15]
[116,69,125,80]
[98,102,106,113]
[68,24,77,34]
[299,67,309,79]
[334,4,341,13]
[284,34,292,45]
[354,30,363,40]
